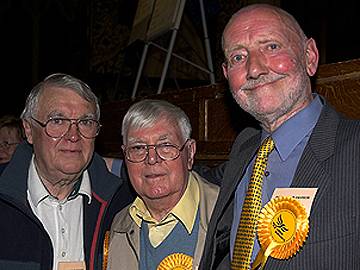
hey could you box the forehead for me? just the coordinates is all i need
[0,126,19,138]
[37,86,95,117]
[127,117,182,143]
[223,8,300,51]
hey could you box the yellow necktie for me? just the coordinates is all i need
[231,137,275,270]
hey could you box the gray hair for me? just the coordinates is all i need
[122,99,192,144]
[20,73,100,120]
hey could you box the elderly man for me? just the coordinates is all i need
[0,73,133,270]
[200,3,360,270]
[107,99,219,270]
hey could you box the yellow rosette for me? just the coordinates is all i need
[103,231,110,270]
[157,253,193,270]
[252,196,309,269]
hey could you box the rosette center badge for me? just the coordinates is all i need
[270,209,297,244]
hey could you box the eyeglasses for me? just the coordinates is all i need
[0,141,19,149]
[31,117,101,139]
[123,139,189,163]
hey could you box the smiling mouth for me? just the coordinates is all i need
[61,149,81,154]
[243,81,273,91]
[241,75,286,91]
[145,173,166,179]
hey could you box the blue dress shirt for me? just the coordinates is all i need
[230,95,323,262]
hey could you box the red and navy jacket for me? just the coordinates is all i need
[0,142,135,270]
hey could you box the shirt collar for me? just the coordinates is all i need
[129,171,200,234]
[263,94,323,161]
[27,155,92,207]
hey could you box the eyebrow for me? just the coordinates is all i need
[46,112,96,119]
[126,138,145,145]
[258,39,278,44]
[126,134,173,145]
[224,45,246,55]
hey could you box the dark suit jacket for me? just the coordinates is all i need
[199,103,360,269]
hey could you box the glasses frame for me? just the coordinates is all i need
[123,138,190,163]
[0,141,20,149]
[31,116,101,139]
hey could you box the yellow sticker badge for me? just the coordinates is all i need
[157,253,193,270]
[252,196,309,269]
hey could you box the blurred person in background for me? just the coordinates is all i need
[0,115,25,174]
[0,115,25,163]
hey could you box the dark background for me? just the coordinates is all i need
[1,0,359,117]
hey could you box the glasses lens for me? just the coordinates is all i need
[46,118,69,138]
[78,119,100,138]
[156,144,179,160]
[0,142,9,149]
[126,145,147,162]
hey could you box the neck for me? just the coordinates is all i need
[261,96,313,133]
[144,195,182,222]
[34,163,79,201]
[41,177,78,201]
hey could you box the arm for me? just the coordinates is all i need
[193,161,227,186]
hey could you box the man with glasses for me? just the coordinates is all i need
[0,73,134,270]
[107,99,219,270]
[0,115,25,173]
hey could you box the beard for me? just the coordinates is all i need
[231,70,311,128]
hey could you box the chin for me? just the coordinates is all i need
[60,165,84,175]
[145,189,170,200]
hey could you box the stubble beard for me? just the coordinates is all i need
[231,71,310,130]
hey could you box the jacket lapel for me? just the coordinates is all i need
[291,104,338,212]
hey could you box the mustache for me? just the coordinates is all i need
[240,74,286,91]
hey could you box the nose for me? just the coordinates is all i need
[64,122,81,142]
[146,146,161,165]
[246,50,268,80]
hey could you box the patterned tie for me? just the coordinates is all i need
[231,137,275,270]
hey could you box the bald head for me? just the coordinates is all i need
[220,3,319,132]
[222,4,307,51]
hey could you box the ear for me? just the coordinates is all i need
[22,119,34,144]
[304,38,319,76]
[222,62,229,79]
[186,139,197,170]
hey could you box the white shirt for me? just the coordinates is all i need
[27,156,92,270]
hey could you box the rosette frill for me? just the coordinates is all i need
[157,253,193,270]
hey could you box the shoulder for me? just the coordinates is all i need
[89,153,121,189]
[310,104,360,160]
[192,171,220,195]
[230,127,260,156]
[103,157,114,172]
[338,117,360,134]
[321,104,360,141]
[336,117,360,147]
[110,204,133,233]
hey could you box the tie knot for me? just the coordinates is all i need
[257,137,275,159]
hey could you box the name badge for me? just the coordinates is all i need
[271,187,318,214]
[58,261,86,270]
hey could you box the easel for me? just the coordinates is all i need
[130,0,215,99]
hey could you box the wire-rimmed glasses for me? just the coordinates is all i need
[31,117,101,139]
[0,141,20,149]
[123,139,189,163]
